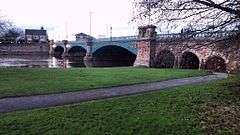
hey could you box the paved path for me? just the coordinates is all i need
[0,73,228,113]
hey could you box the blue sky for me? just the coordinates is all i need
[0,0,138,40]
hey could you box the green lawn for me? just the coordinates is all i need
[0,67,207,98]
[0,74,239,135]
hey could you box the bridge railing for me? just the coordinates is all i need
[156,31,238,41]
[96,36,137,42]
[95,31,237,42]
[55,30,238,45]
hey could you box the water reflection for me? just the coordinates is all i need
[0,55,86,68]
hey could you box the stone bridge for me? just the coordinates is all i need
[52,25,240,73]
[53,36,137,56]
[52,36,138,67]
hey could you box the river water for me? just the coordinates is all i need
[0,55,86,68]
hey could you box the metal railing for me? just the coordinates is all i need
[55,30,238,45]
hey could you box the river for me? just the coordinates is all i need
[0,55,85,68]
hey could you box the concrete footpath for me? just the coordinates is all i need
[0,73,228,113]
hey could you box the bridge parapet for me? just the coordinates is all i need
[53,30,237,52]
[155,31,238,41]
[96,36,137,42]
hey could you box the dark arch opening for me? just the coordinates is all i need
[180,52,199,69]
[54,46,64,58]
[67,46,86,67]
[68,46,86,57]
[205,56,226,72]
[155,50,175,68]
[93,45,136,67]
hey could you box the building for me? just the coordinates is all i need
[25,27,48,43]
[75,33,95,41]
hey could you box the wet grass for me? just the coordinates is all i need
[0,73,239,135]
[0,67,207,98]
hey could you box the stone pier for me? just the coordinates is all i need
[134,25,157,67]
[83,37,94,67]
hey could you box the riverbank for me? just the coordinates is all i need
[0,68,207,98]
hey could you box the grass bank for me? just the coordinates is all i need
[0,73,239,134]
[0,67,207,98]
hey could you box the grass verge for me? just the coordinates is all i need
[0,73,239,134]
[0,67,207,98]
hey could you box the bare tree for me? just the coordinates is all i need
[0,12,12,37]
[133,0,240,37]
[2,27,24,43]
[0,12,24,43]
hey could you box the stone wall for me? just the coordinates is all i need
[134,40,152,67]
[0,43,49,55]
[134,25,240,73]
[154,39,240,73]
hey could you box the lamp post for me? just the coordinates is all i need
[110,26,112,42]
[89,11,93,36]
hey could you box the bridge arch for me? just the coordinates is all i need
[180,51,200,69]
[93,45,136,67]
[93,42,137,55]
[204,51,228,64]
[68,46,86,57]
[155,50,175,68]
[205,56,226,72]
[53,46,64,58]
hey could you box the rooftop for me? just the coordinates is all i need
[25,29,47,35]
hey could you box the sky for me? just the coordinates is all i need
[0,0,138,41]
